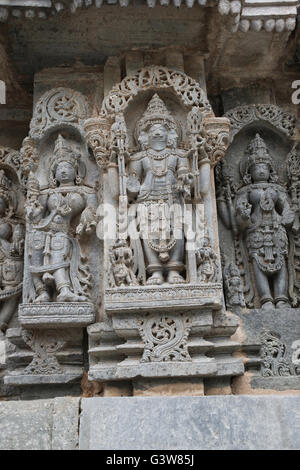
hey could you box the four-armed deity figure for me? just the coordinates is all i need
[26,134,96,303]
[218,134,294,310]
[127,94,193,285]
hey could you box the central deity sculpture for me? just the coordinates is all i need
[26,135,96,303]
[127,94,193,285]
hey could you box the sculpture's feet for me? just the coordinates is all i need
[167,271,185,284]
[276,300,290,309]
[42,272,54,286]
[146,272,163,285]
[34,291,51,303]
[57,287,88,302]
[261,300,275,311]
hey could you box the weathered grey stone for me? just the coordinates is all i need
[0,397,80,450]
[19,302,95,328]
[79,395,300,450]
[52,397,79,450]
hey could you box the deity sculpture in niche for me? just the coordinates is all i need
[217,134,294,310]
[126,94,194,285]
[26,134,96,303]
[0,168,24,330]
[109,238,137,288]
[196,235,219,283]
[223,261,245,308]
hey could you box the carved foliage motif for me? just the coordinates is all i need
[84,116,112,168]
[22,329,65,375]
[139,313,192,362]
[29,87,90,140]
[203,117,231,165]
[225,104,296,140]
[260,331,300,377]
[96,68,230,289]
[100,66,212,117]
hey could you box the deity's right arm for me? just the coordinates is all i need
[25,193,48,224]
[234,190,252,231]
[127,153,143,200]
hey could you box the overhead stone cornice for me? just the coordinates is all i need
[0,0,298,33]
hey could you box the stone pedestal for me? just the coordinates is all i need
[88,285,243,392]
[4,302,95,386]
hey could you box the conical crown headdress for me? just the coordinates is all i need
[135,94,177,137]
[50,134,80,171]
[246,134,273,167]
[240,133,278,184]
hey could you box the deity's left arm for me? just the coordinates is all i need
[235,192,252,231]
[76,192,98,236]
[127,156,142,200]
[176,152,193,183]
[278,192,295,227]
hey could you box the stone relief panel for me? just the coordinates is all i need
[4,87,100,386]
[218,104,300,393]
[0,148,25,332]
[85,66,244,387]
[86,67,230,291]
[216,105,297,311]
[24,134,97,305]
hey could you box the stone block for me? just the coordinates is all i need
[0,397,80,450]
[52,397,80,450]
[19,302,95,328]
[79,395,300,450]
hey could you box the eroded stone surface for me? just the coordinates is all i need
[79,395,300,450]
[0,397,79,450]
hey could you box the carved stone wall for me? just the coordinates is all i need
[0,30,299,401]
[4,84,102,388]
[216,103,300,393]
[83,65,244,395]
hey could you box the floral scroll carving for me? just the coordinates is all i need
[225,104,296,141]
[100,66,212,117]
[139,313,192,362]
[30,87,90,140]
[260,330,300,377]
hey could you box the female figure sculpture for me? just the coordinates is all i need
[0,169,24,330]
[26,134,96,303]
[127,94,193,285]
[218,134,294,310]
